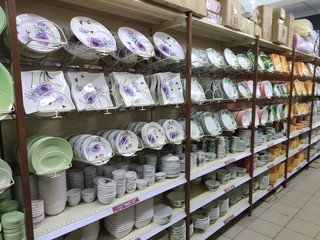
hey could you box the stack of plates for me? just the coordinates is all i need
[112,169,126,198]
[0,200,18,218]
[13,175,39,210]
[143,164,155,186]
[161,154,180,178]
[39,171,67,215]
[0,159,12,195]
[97,178,116,205]
[191,210,210,233]
[103,165,117,178]
[84,166,98,189]
[104,206,134,239]
[158,119,185,144]
[135,198,153,228]
[169,219,186,240]
[151,230,169,240]
[1,211,25,240]
[80,220,100,240]
[141,122,166,149]
[68,168,84,190]
[0,189,11,203]
[32,199,44,228]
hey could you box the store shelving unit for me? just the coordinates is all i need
[2,0,320,239]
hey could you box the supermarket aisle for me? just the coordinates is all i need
[209,166,320,240]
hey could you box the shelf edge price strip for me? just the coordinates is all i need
[224,158,236,165]
[112,197,140,213]
[223,214,235,225]
[224,184,235,193]
[267,163,275,169]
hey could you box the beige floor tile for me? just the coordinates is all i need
[302,201,320,214]
[308,195,320,205]
[269,202,300,217]
[275,228,314,240]
[256,199,276,209]
[251,205,267,217]
[223,224,244,239]
[295,209,320,226]
[286,218,320,238]
[294,182,319,194]
[237,215,258,228]
[316,231,320,240]
[233,228,272,240]
[207,234,232,240]
[278,195,307,208]
[315,189,320,197]
[247,218,282,238]
[259,210,292,226]
[284,189,313,202]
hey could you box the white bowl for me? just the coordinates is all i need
[167,191,185,207]
[68,195,81,206]
[136,179,148,190]
[155,172,166,182]
[153,203,173,225]
[44,202,66,215]
[67,188,81,198]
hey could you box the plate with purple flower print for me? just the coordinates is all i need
[115,130,139,157]
[156,72,184,105]
[66,71,114,111]
[80,135,113,162]
[16,14,62,54]
[108,35,137,65]
[153,32,185,62]
[70,16,116,54]
[118,27,155,58]
[141,122,166,149]
[21,71,75,115]
[162,119,185,144]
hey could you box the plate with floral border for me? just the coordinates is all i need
[162,119,185,144]
[237,82,252,98]
[157,72,184,105]
[221,78,239,99]
[153,32,184,62]
[80,136,113,162]
[118,27,155,58]
[219,109,237,131]
[115,130,139,157]
[141,122,166,149]
[200,111,222,136]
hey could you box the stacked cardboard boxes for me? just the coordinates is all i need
[271,8,288,44]
[258,5,272,41]
[219,0,242,30]
[203,0,222,24]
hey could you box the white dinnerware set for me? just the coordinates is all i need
[135,198,153,228]
[112,169,126,198]
[31,199,44,228]
[80,220,100,240]
[13,175,39,210]
[97,178,117,205]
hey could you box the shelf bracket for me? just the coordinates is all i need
[151,17,186,34]
[223,39,255,48]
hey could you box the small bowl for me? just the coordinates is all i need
[68,195,81,207]
[205,180,220,192]
[67,188,81,198]
[237,167,247,177]
[167,191,185,207]
[136,179,148,190]
[155,172,166,182]
[205,152,216,162]
[153,203,173,225]
[81,188,96,203]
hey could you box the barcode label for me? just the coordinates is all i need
[112,197,139,213]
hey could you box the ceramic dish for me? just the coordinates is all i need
[237,82,252,98]
[219,109,237,131]
[161,119,185,144]
[223,48,239,69]
[221,78,239,99]
[206,48,224,68]
[156,72,184,105]
[259,51,273,71]
[200,111,222,136]
[236,54,253,70]
[247,49,265,71]
[0,7,6,34]
[0,63,14,120]
[182,78,206,103]
[114,130,139,156]
[153,32,184,61]
[0,160,12,194]
[141,122,166,149]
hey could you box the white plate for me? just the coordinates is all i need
[162,119,185,144]
[115,130,139,156]
[141,122,166,148]
[157,72,184,105]
[80,136,113,161]
[224,48,239,69]
[153,32,184,61]
[206,48,224,67]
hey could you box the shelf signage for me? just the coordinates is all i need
[224,185,235,193]
[112,197,140,213]
[267,185,274,192]
[267,163,274,169]
[224,158,236,165]
[296,166,302,171]
[223,214,235,225]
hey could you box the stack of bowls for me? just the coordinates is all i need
[67,188,81,207]
[80,220,100,240]
[0,200,18,218]
[112,169,126,198]
[167,191,185,208]
[160,154,180,178]
[135,198,153,228]
[32,199,44,228]
[169,219,186,240]
[93,176,104,189]
[13,175,39,210]
[104,206,134,238]
[81,188,96,203]
[145,154,158,166]
[68,168,84,190]
[1,211,25,240]
[84,166,97,188]
[0,189,11,203]
[136,179,148,190]
[143,164,155,186]
[97,178,116,204]
[151,230,169,240]
[202,201,220,224]
[103,165,117,178]
[39,171,67,215]
[125,171,137,194]
[191,210,210,233]
[153,203,173,225]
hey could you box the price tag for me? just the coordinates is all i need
[223,214,235,225]
[224,158,236,165]
[136,238,141,240]
[112,197,139,213]
[224,185,235,193]
[267,185,274,192]
[267,163,274,169]
[300,130,304,134]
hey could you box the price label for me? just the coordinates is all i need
[267,185,274,192]
[224,185,235,193]
[300,130,304,134]
[267,163,274,169]
[267,143,274,148]
[112,197,139,213]
[224,158,236,165]
[223,214,235,225]
[136,238,141,240]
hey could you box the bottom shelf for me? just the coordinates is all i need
[98,208,186,240]
[252,177,285,204]
[190,198,250,240]
[287,160,308,178]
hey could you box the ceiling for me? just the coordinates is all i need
[255,0,320,18]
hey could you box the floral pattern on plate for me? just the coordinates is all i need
[141,122,166,148]
[21,71,75,114]
[224,48,240,69]
[221,78,239,99]
[153,32,185,61]
[200,111,222,136]
[66,71,113,111]
[80,136,113,161]
[118,27,154,58]
[162,119,185,144]
[237,82,252,98]
[157,72,184,105]
[111,72,154,107]
[219,109,237,131]
[115,130,139,157]
[182,78,206,103]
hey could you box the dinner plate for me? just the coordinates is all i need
[141,122,166,148]
[237,82,252,98]
[224,48,239,69]
[0,64,14,120]
[153,32,184,61]
[162,119,185,144]
[115,130,139,156]
[183,78,206,102]
[200,112,222,136]
[206,48,224,68]
[219,109,237,130]
[237,54,252,70]
[221,78,239,99]
[0,160,12,194]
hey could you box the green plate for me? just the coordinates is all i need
[27,136,52,173]
[0,188,11,201]
[0,63,14,120]
[237,82,252,98]
[31,137,72,176]
[219,109,237,131]
[0,200,18,213]
[0,160,12,194]
[0,7,6,32]
[1,211,24,229]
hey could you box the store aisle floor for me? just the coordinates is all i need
[209,166,320,240]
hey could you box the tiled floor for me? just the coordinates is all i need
[208,166,320,240]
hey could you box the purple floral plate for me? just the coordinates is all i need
[141,122,166,149]
[153,32,184,62]
[162,119,185,144]
[80,136,113,162]
[115,130,139,157]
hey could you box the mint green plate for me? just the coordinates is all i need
[1,211,24,229]
[0,200,18,213]
[0,159,12,194]
[0,63,14,120]
[0,7,6,32]
[31,137,72,176]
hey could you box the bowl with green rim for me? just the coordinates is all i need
[167,191,185,207]
[2,223,24,233]
[1,211,24,229]
[0,63,14,121]
[0,200,18,213]
[0,159,12,194]
[31,137,73,177]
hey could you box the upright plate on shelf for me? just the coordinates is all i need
[162,119,185,144]
[157,72,184,105]
[221,78,239,99]
[153,32,185,61]
[237,54,252,70]
[115,130,139,157]
[206,48,224,68]
[81,136,113,161]
[237,82,252,98]
[200,112,222,136]
[247,49,265,71]
[141,122,166,148]
[70,16,116,53]
[224,48,240,69]
[183,78,206,103]
[0,7,6,34]
[0,64,14,120]
[219,109,237,131]
[0,159,12,194]
[118,27,155,58]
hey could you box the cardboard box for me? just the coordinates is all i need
[240,16,254,35]
[273,8,286,20]
[258,5,273,27]
[192,0,207,18]
[272,22,288,44]
[254,23,262,37]
[220,0,242,30]
[148,0,182,9]
[284,13,294,48]
[261,26,272,41]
